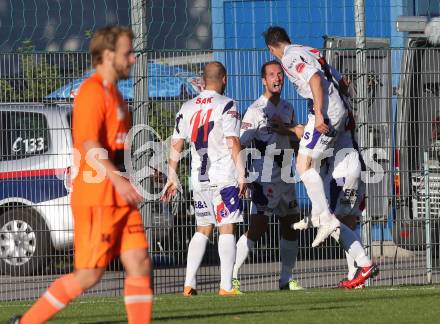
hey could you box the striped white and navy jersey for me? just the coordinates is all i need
[281,44,344,113]
[240,95,296,183]
[172,90,241,186]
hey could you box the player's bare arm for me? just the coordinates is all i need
[292,124,304,139]
[309,73,329,134]
[82,140,143,207]
[226,136,247,197]
[160,138,184,202]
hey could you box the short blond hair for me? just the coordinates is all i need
[89,25,134,67]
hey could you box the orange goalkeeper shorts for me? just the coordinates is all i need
[72,206,149,269]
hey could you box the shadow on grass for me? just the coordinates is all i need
[327,289,440,304]
[54,316,127,324]
[154,304,352,321]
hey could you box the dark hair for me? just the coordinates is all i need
[261,60,283,78]
[262,26,291,46]
[89,25,134,67]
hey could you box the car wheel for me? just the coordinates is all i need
[0,208,52,276]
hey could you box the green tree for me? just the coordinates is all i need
[146,99,191,196]
[0,40,62,102]
[147,100,179,140]
[0,80,18,102]
[19,40,62,101]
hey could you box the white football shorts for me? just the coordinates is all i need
[250,181,300,217]
[192,182,243,226]
[299,105,348,159]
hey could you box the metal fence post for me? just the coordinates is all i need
[130,0,151,245]
[355,0,372,270]
[424,151,432,284]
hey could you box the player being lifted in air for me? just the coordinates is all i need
[263,26,378,288]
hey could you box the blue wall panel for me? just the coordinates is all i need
[218,0,392,115]
[221,0,391,50]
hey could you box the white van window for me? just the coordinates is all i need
[0,111,50,161]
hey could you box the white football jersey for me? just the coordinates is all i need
[172,90,241,187]
[281,44,344,113]
[240,95,296,182]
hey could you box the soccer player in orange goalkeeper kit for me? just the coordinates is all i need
[10,26,153,324]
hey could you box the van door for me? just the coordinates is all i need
[324,36,393,223]
[394,39,440,252]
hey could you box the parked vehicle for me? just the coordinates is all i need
[0,103,73,275]
[0,103,175,275]
[324,36,393,226]
[393,28,440,255]
[46,63,204,101]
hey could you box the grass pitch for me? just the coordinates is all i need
[1,286,439,323]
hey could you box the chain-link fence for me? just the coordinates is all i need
[0,44,439,300]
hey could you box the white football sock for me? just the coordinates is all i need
[232,234,255,279]
[300,168,332,224]
[279,239,299,285]
[339,223,372,268]
[333,150,361,192]
[184,232,209,288]
[346,227,363,279]
[345,251,357,280]
[218,234,236,291]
